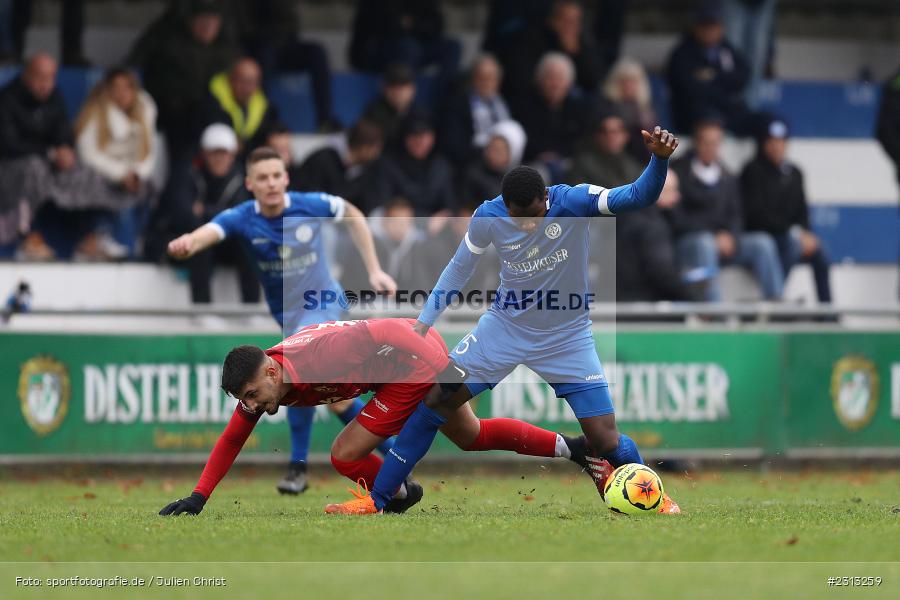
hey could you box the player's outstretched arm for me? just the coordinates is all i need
[166,224,223,261]
[342,201,397,295]
[158,405,260,516]
[603,126,678,215]
[415,238,483,334]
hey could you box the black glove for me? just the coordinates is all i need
[159,491,207,516]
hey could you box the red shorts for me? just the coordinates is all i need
[356,328,447,438]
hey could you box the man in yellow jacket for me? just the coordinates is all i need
[207,57,279,154]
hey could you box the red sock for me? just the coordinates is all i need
[464,418,557,457]
[330,453,383,489]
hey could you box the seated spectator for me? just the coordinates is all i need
[180,123,259,305]
[617,168,703,302]
[668,119,783,301]
[437,53,511,168]
[206,57,279,154]
[567,112,642,188]
[665,1,755,135]
[602,57,658,163]
[0,53,125,260]
[349,0,461,95]
[75,68,159,256]
[293,119,387,214]
[132,0,239,165]
[362,63,418,150]
[511,52,589,177]
[234,0,339,131]
[379,114,455,216]
[264,123,302,185]
[496,0,603,98]
[741,119,832,303]
[462,120,526,207]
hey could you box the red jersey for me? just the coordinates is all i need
[193,318,449,498]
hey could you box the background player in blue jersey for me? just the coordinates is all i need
[167,147,397,496]
[326,127,683,516]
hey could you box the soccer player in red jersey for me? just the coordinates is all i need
[159,318,605,515]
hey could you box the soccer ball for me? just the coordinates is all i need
[603,463,664,515]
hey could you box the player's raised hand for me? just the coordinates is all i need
[413,321,430,337]
[369,269,398,296]
[167,234,195,260]
[159,492,206,516]
[641,126,678,159]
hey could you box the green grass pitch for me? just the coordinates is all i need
[1,464,899,599]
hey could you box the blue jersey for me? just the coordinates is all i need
[464,183,607,336]
[209,191,345,331]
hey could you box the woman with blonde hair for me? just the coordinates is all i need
[74,67,159,258]
[602,57,658,163]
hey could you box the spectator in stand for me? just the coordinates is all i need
[362,63,418,151]
[349,0,461,95]
[666,1,755,135]
[567,112,642,188]
[602,57,658,163]
[179,123,259,305]
[132,0,239,166]
[495,0,603,99]
[723,0,778,107]
[592,0,629,80]
[0,53,124,260]
[669,119,783,301]
[740,119,831,302]
[293,119,387,215]
[380,113,455,217]
[235,0,340,131]
[462,120,526,207]
[205,57,279,154]
[876,66,900,186]
[617,168,702,302]
[264,123,302,186]
[8,0,88,65]
[75,68,160,258]
[511,52,589,178]
[437,53,511,169]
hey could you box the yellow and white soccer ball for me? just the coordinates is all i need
[603,463,664,515]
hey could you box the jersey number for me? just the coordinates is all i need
[455,333,478,355]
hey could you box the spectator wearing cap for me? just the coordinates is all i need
[362,64,418,150]
[669,119,783,301]
[617,168,703,302]
[602,57,659,163]
[293,119,387,215]
[511,51,589,179]
[437,53,511,169]
[462,119,527,207]
[349,0,461,95]
[665,1,754,135]
[205,57,279,155]
[496,0,604,99]
[740,119,831,302]
[178,123,259,305]
[566,112,643,188]
[379,114,455,216]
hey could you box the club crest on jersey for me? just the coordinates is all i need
[18,355,70,436]
[526,246,540,259]
[278,245,292,260]
[544,222,562,239]
[295,224,314,243]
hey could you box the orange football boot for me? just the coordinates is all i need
[324,481,382,515]
[657,493,681,514]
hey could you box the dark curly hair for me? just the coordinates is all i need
[500,166,545,208]
[221,345,267,397]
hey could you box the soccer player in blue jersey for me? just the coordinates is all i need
[168,146,397,495]
[326,126,682,515]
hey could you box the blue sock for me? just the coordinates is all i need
[371,403,445,509]
[602,433,644,468]
[336,397,397,456]
[287,406,315,464]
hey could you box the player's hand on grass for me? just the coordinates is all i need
[159,491,206,516]
[369,269,397,296]
[167,234,194,260]
[413,321,430,337]
[641,126,678,159]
